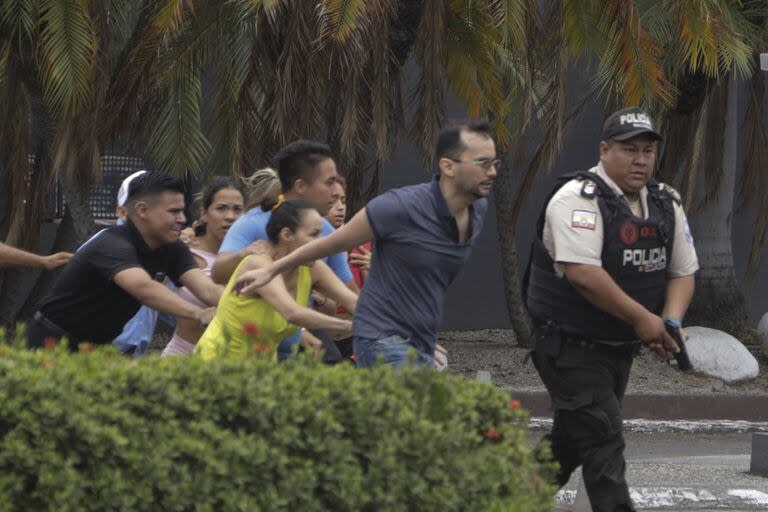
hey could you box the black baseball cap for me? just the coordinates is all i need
[601,107,663,142]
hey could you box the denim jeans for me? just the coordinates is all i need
[353,335,434,368]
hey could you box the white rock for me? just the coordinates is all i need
[758,313,768,354]
[684,327,759,383]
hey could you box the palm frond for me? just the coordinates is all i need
[369,0,399,165]
[146,74,212,177]
[667,0,755,77]
[38,0,97,117]
[0,0,38,42]
[151,0,194,41]
[205,13,260,176]
[269,3,323,144]
[411,0,446,169]
[0,41,10,91]
[321,0,368,43]
[561,0,600,57]
[230,0,284,19]
[593,1,675,108]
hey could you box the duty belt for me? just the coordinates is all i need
[562,335,641,354]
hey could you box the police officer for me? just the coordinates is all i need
[524,107,699,511]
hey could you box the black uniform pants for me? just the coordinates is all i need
[532,336,637,512]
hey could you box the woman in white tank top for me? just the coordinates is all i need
[162,177,245,356]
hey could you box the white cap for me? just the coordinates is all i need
[117,170,147,207]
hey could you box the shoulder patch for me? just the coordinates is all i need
[658,183,682,205]
[580,180,597,199]
[571,210,597,230]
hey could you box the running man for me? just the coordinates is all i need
[233,120,497,368]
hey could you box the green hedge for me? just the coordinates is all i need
[0,336,555,511]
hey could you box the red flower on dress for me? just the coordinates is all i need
[243,323,259,336]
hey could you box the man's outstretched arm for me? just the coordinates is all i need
[234,210,373,295]
[0,242,72,270]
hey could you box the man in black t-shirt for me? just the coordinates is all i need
[28,172,221,348]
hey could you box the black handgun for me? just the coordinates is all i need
[664,320,692,371]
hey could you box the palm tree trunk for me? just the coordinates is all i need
[685,74,749,337]
[61,180,98,246]
[494,160,532,347]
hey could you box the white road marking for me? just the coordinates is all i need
[556,487,768,509]
[529,417,768,433]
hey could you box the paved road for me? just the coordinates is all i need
[533,431,768,510]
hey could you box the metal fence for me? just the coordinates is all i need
[46,155,146,220]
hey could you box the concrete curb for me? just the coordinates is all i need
[507,391,768,421]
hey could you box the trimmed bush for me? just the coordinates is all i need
[0,339,555,511]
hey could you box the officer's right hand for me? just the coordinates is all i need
[633,312,679,359]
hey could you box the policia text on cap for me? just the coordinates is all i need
[523,107,699,512]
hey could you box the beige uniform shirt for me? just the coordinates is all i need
[542,163,699,277]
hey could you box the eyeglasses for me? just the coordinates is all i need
[449,158,501,169]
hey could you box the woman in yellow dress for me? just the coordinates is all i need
[195,200,357,360]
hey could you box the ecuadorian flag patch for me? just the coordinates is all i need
[571,210,597,230]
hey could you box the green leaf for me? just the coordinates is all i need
[0,0,38,42]
[38,0,96,117]
[146,73,212,177]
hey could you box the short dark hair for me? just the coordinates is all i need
[265,200,315,244]
[273,140,334,192]
[194,176,246,236]
[127,171,185,207]
[333,175,347,192]
[435,119,492,160]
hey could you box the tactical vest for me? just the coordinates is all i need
[523,171,678,342]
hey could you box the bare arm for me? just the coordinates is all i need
[311,261,358,315]
[275,210,372,273]
[238,256,352,333]
[211,251,242,284]
[211,240,272,284]
[661,275,695,322]
[564,263,678,355]
[0,242,72,270]
[178,268,224,306]
[113,268,214,324]
[234,210,374,294]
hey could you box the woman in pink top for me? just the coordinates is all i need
[162,177,246,356]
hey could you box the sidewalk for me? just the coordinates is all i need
[549,432,768,510]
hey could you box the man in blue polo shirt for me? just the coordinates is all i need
[211,140,356,359]
[231,120,497,367]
